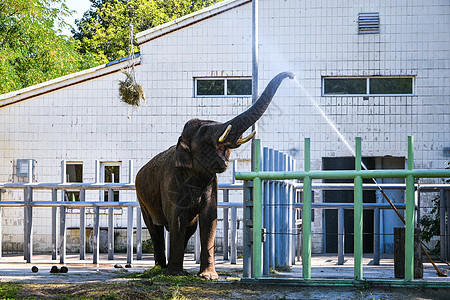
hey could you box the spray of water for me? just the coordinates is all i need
[293,78,387,189]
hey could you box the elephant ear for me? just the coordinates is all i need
[175,137,193,168]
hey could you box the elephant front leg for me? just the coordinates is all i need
[166,222,188,276]
[198,189,219,280]
[198,216,218,280]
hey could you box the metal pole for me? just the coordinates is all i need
[231,206,237,264]
[51,188,58,260]
[127,206,133,264]
[80,189,86,260]
[274,150,281,267]
[269,149,275,269]
[405,136,415,281]
[136,207,142,260]
[108,189,114,260]
[24,159,33,263]
[250,0,258,170]
[252,139,262,278]
[374,207,380,265]
[354,137,363,280]
[60,204,66,264]
[243,180,252,278]
[195,223,200,264]
[337,206,344,265]
[263,147,269,275]
[302,138,312,279]
[440,189,446,261]
[93,205,100,264]
[128,160,134,184]
[223,189,229,261]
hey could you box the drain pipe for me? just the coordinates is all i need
[251,0,258,172]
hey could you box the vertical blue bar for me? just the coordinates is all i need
[288,155,293,266]
[274,150,281,266]
[269,148,275,269]
[280,152,287,266]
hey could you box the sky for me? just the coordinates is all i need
[61,0,92,35]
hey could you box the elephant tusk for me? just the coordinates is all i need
[236,130,256,145]
[218,125,232,143]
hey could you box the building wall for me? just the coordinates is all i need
[254,0,450,252]
[0,0,449,254]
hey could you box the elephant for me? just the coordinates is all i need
[135,71,294,279]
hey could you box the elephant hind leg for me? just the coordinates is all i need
[142,211,167,268]
[150,224,167,268]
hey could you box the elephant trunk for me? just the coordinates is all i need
[218,71,295,146]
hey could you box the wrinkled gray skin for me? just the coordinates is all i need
[135,72,294,279]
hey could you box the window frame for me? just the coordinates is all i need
[194,77,252,98]
[100,162,121,202]
[65,161,83,202]
[322,76,415,97]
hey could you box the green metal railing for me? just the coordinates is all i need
[236,136,450,283]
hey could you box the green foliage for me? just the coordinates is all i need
[142,237,154,253]
[73,0,222,63]
[0,0,97,94]
[419,161,449,253]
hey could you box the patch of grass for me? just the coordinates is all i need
[130,266,205,286]
[0,282,20,298]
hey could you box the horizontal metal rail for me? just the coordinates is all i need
[236,169,450,180]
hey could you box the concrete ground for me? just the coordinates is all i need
[0,252,448,284]
[0,253,448,300]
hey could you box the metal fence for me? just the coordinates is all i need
[237,137,450,283]
[0,159,244,265]
[1,146,449,282]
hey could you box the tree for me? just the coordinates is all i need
[73,0,222,64]
[0,0,97,94]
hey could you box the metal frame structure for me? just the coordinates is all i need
[0,160,242,265]
[236,137,450,286]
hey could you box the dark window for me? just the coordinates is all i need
[324,78,367,95]
[65,163,82,201]
[323,77,414,96]
[195,78,251,97]
[103,165,120,202]
[227,79,252,96]
[369,78,413,95]
[196,79,224,96]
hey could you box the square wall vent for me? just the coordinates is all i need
[358,12,380,34]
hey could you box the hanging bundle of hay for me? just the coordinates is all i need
[119,21,146,107]
[119,70,145,106]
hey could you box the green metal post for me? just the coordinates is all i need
[354,137,363,280]
[302,138,312,279]
[252,139,262,278]
[405,136,415,281]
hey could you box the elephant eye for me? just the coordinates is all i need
[198,126,209,137]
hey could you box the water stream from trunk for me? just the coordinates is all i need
[293,78,387,190]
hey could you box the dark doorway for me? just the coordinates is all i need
[323,157,376,253]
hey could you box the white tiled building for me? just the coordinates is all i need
[0,0,449,254]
